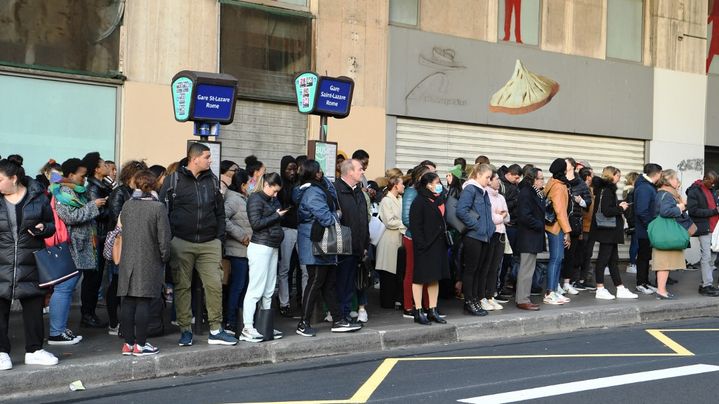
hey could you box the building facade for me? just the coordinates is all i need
[0,0,716,185]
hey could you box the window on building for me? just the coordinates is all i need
[389,0,419,26]
[497,0,541,46]
[0,0,122,77]
[220,2,312,103]
[606,0,643,62]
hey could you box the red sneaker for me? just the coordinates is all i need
[121,343,134,356]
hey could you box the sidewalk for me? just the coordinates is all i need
[4,267,719,399]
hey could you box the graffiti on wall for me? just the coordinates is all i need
[405,47,468,112]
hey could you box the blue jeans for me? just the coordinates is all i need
[336,255,358,320]
[546,231,565,293]
[629,233,638,265]
[49,273,81,336]
[226,256,249,325]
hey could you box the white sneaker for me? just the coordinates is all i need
[626,264,637,274]
[357,309,368,323]
[604,267,610,276]
[557,292,571,303]
[24,349,58,366]
[488,298,503,310]
[543,292,565,305]
[480,298,495,311]
[0,352,11,370]
[324,312,333,323]
[556,284,565,295]
[562,283,579,295]
[239,327,264,343]
[636,284,655,295]
[595,287,616,300]
[349,311,358,319]
[616,285,639,299]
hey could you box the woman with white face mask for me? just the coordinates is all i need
[408,172,450,325]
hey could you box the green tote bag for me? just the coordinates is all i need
[648,216,689,251]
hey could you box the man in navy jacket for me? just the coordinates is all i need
[633,163,662,295]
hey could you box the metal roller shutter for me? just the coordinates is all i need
[222,100,307,172]
[394,117,646,260]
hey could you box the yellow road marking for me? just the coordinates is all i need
[645,329,695,356]
[234,328,714,404]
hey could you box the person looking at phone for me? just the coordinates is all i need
[241,173,286,342]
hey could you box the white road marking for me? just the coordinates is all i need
[457,364,719,404]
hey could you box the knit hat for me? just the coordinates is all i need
[549,158,567,177]
[449,164,463,179]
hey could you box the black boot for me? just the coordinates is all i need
[464,299,488,317]
[413,308,431,325]
[427,307,447,324]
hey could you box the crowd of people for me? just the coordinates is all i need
[0,145,716,369]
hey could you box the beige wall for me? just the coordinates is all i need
[122,0,219,84]
[120,81,195,167]
[419,0,497,42]
[647,0,707,74]
[540,0,607,59]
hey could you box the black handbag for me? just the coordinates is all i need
[355,255,373,290]
[33,242,80,288]
[595,191,617,229]
[312,221,353,256]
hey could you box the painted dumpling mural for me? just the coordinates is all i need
[489,60,559,115]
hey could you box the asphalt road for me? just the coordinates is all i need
[20,317,719,404]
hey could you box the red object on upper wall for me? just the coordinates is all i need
[709,0,719,73]
[503,0,523,44]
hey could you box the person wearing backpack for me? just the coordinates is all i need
[117,171,171,356]
[543,158,573,305]
[158,143,236,347]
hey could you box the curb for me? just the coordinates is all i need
[5,299,719,399]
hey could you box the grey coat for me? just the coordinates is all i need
[224,190,252,258]
[117,198,171,298]
[55,186,100,271]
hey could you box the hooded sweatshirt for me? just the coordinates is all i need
[485,185,510,234]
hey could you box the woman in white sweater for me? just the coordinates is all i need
[375,175,406,309]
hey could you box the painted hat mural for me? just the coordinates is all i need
[419,47,466,70]
[489,59,559,115]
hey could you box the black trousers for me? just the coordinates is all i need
[106,273,120,327]
[81,254,105,316]
[0,295,44,353]
[378,270,399,309]
[562,233,581,281]
[636,238,652,286]
[301,265,341,324]
[594,243,623,286]
[580,233,596,282]
[462,236,488,301]
[121,296,151,346]
[482,233,505,299]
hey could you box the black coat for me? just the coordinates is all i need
[408,187,450,284]
[686,181,719,236]
[86,176,113,238]
[108,184,131,230]
[247,191,284,248]
[0,180,56,300]
[516,181,546,254]
[499,176,519,226]
[159,167,225,243]
[589,178,625,244]
[568,177,592,236]
[334,179,369,256]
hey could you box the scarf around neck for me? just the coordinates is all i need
[49,182,87,208]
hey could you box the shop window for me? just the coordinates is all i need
[606,0,643,62]
[0,0,122,77]
[709,0,719,74]
[390,0,419,27]
[220,3,312,103]
[497,0,541,46]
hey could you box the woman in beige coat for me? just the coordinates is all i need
[375,175,406,309]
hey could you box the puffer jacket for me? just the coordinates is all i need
[294,180,339,266]
[224,189,252,258]
[55,184,101,270]
[86,176,113,238]
[402,186,418,239]
[0,179,56,300]
[159,166,225,243]
[686,180,719,236]
[456,180,495,242]
[634,175,658,240]
[246,191,284,248]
